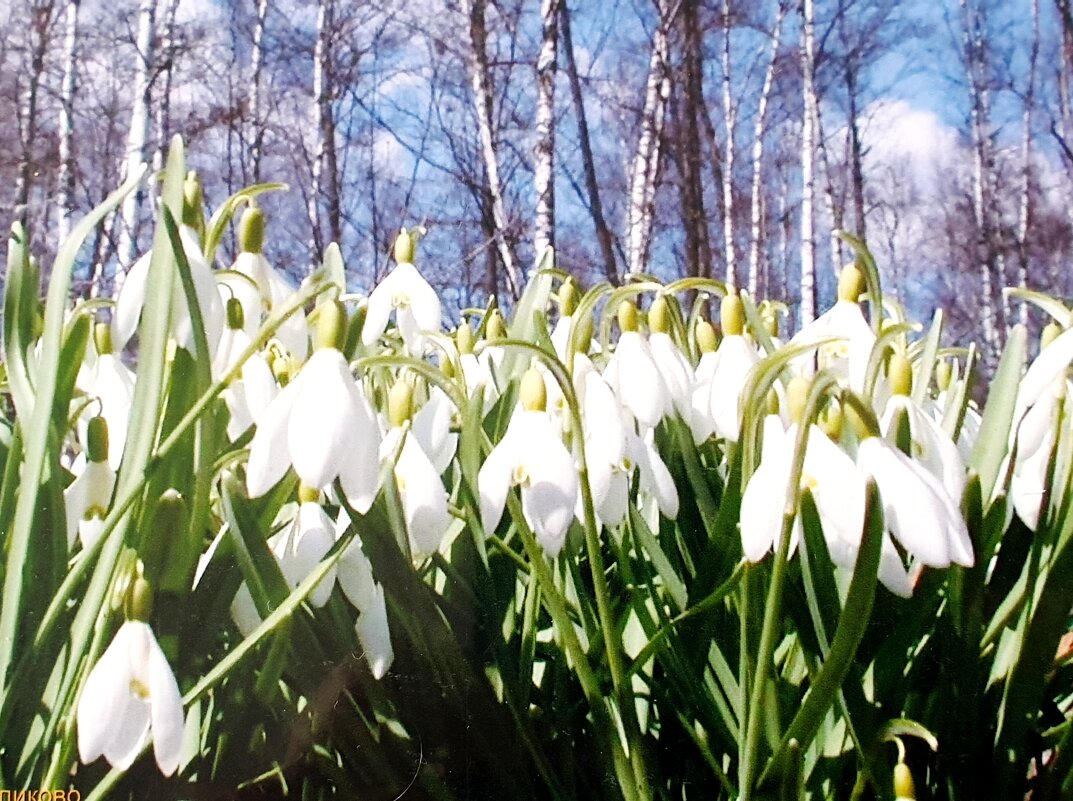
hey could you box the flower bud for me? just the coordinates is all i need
[457,321,475,355]
[766,388,780,417]
[271,353,292,385]
[520,368,547,412]
[837,262,865,304]
[618,301,639,333]
[486,309,506,341]
[126,577,154,623]
[94,321,113,356]
[695,320,717,354]
[315,300,347,352]
[893,762,916,800]
[650,296,673,334]
[572,313,594,355]
[888,352,912,397]
[182,171,204,233]
[388,379,415,427]
[559,277,579,317]
[935,359,952,391]
[226,297,245,331]
[844,401,871,440]
[393,228,416,264]
[787,376,810,424]
[239,205,265,255]
[1042,321,1063,350]
[86,416,109,464]
[721,293,745,337]
[820,402,843,440]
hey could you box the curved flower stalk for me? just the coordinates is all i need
[75,323,135,471]
[479,368,578,555]
[113,221,224,355]
[691,295,761,443]
[362,228,442,353]
[64,416,116,550]
[335,511,394,679]
[246,301,381,513]
[231,497,337,636]
[77,582,184,776]
[223,206,309,361]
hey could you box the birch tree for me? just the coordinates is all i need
[1015,0,1039,326]
[800,0,819,325]
[308,0,342,262]
[13,0,55,225]
[56,0,79,246]
[719,0,737,288]
[153,0,180,171]
[249,0,269,183]
[533,0,560,265]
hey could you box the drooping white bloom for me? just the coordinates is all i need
[788,299,876,392]
[76,352,134,471]
[335,512,394,679]
[594,431,678,527]
[362,262,442,351]
[479,406,578,556]
[857,436,974,569]
[226,250,309,361]
[648,331,694,418]
[881,394,967,504]
[213,317,278,440]
[246,348,381,513]
[740,417,912,597]
[604,331,671,429]
[113,225,224,355]
[231,502,337,636]
[380,426,453,557]
[77,621,185,775]
[64,455,115,550]
[691,334,761,443]
[411,386,458,475]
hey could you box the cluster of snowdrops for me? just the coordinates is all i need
[3,145,1072,800]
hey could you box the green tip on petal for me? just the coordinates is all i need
[239,205,265,254]
[520,368,547,412]
[617,301,639,333]
[720,293,745,337]
[559,277,579,317]
[388,380,415,427]
[1042,321,1063,350]
[94,321,113,356]
[86,416,109,464]
[127,577,154,623]
[695,320,717,353]
[315,300,347,351]
[393,228,416,264]
[888,352,912,396]
[457,321,475,354]
[226,297,245,331]
[297,483,321,504]
[837,262,865,303]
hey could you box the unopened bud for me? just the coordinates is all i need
[315,300,347,351]
[721,293,745,337]
[888,352,912,397]
[226,298,245,331]
[388,380,415,427]
[127,577,154,623]
[820,402,843,440]
[520,368,547,412]
[649,297,671,334]
[766,389,780,417]
[559,277,579,317]
[94,321,113,356]
[696,320,717,354]
[837,262,865,304]
[486,309,506,341]
[86,416,109,464]
[844,401,871,440]
[239,206,265,254]
[457,321,475,355]
[573,313,594,355]
[393,228,416,264]
[182,171,204,232]
[618,301,639,333]
[893,762,916,800]
[936,359,953,391]
[1042,321,1063,350]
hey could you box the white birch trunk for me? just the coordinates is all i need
[627,2,671,276]
[249,0,269,183]
[799,0,818,326]
[115,0,157,279]
[533,0,560,265]
[57,0,80,247]
[720,0,737,289]
[1015,0,1039,327]
[461,0,522,297]
[153,0,180,172]
[747,4,785,300]
[308,0,328,263]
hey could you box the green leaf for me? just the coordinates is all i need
[969,325,1027,502]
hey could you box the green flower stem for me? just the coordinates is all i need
[741,373,839,800]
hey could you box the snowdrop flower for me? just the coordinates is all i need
[479,368,579,555]
[604,301,671,429]
[231,496,337,636]
[789,263,876,392]
[335,511,394,679]
[246,301,381,513]
[65,416,116,550]
[856,433,974,570]
[380,381,453,557]
[456,320,501,409]
[77,583,184,776]
[411,385,458,474]
[880,352,966,503]
[646,297,695,419]
[595,432,679,528]
[76,323,134,471]
[691,296,761,443]
[214,298,278,440]
[362,228,441,352]
[113,218,224,355]
[224,206,309,361]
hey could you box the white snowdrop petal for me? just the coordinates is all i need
[287,350,357,490]
[112,252,152,352]
[246,375,301,497]
[356,584,394,679]
[145,628,185,776]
